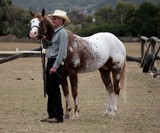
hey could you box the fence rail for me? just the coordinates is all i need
[0,47,43,64]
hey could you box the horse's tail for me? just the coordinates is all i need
[120,60,127,103]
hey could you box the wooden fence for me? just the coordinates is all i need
[140,36,160,77]
[0,38,159,77]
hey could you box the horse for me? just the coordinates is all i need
[29,9,127,119]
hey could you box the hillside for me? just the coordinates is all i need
[12,0,159,13]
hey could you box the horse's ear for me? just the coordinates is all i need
[30,10,35,17]
[42,9,45,17]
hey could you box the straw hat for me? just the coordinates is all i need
[47,9,70,24]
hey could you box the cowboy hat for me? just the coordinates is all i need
[47,9,70,24]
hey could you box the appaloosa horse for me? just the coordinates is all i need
[29,9,127,119]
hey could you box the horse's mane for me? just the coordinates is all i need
[44,16,73,34]
[44,15,55,31]
[44,15,74,40]
[67,30,73,34]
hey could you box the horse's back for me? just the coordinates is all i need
[86,32,125,52]
[67,32,126,73]
[84,32,126,59]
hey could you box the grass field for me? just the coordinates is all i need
[0,42,160,133]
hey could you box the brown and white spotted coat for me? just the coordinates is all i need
[29,9,127,118]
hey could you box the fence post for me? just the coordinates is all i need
[140,36,149,59]
[149,37,160,70]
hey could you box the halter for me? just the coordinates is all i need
[30,20,48,39]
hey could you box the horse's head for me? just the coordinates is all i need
[29,9,48,40]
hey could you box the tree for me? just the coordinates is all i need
[124,2,160,37]
[115,1,136,25]
[95,5,113,24]
[77,2,136,36]
[0,0,12,35]
[8,7,31,38]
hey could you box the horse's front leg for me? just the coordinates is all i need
[61,74,72,119]
[69,71,79,119]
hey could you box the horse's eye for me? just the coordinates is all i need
[31,20,34,24]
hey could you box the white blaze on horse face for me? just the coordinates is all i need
[29,18,40,40]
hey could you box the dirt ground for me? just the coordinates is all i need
[0,42,160,133]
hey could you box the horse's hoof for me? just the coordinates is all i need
[71,113,80,119]
[64,114,70,119]
[103,110,115,118]
[71,115,79,119]
[107,111,115,118]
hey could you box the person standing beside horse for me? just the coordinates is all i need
[40,9,70,123]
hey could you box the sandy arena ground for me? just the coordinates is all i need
[0,42,160,133]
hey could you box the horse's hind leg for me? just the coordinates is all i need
[69,71,79,119]
[111,68,123,110]
[61,74,72,119]
[99,68,117,117]
[112,69,121,95]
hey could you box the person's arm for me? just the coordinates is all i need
[53,31,68,69]
[50,30,68,74]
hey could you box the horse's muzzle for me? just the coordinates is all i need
[29,31,38,40]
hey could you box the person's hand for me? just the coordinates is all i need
[49,67,57,75]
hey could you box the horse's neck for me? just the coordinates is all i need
[44,16,55,41]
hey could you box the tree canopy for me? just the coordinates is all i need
[0,0,160,38]
[0,0,31,38]
[76,2,160,38]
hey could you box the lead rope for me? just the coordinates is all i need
[39,41,47,97]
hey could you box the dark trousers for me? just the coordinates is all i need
[46,59,63,120]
